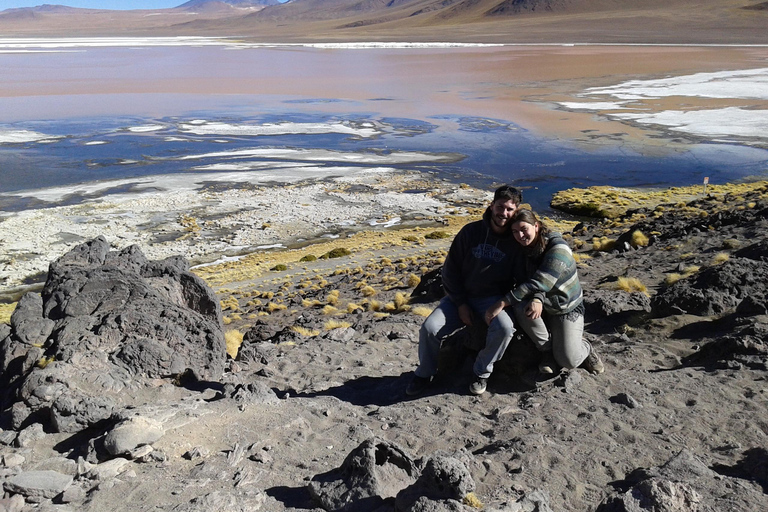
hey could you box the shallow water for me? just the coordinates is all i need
[1,41,767,213]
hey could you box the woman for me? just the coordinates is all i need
[484,209,604,375]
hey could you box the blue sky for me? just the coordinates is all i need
[0,1,258,9]
[0,1,182,8]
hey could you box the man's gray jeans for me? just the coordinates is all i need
[512,302,590,369]
[415,296,515,380]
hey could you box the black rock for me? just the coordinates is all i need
[0,237,226,433]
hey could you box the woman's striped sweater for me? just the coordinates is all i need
[504,233,583,316]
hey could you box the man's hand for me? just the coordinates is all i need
[525,299,543,319]
[484,300,508,326]
[458,303,474,326]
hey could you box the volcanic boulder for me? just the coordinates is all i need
[0,236,226,433]
[651,258,768,317]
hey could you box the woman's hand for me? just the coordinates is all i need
[525,299,543,319]
[484,300,508,326]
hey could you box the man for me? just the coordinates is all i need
[407,185,523,396]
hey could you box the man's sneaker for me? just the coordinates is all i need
[581,346,605,375]
[538,352,557,374]
[469,376,487,395]
[406,375,432,396]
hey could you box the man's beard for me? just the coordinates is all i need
[492,215,510,229]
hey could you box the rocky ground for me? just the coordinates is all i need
[1,181,767,511]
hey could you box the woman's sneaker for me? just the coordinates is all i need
[538,352,558,374]
[469,376,487,395]
[581,346,605,375]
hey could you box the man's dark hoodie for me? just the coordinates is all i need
[441,207,521,307]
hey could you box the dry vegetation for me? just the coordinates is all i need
[551,181,768,221]
[0,303,14,325]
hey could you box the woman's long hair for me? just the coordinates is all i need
[511,209,549,256]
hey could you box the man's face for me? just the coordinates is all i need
[489,198,518,233]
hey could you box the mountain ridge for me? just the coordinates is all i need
[0,0,765,44]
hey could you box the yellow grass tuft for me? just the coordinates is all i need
[266,302,287,313]
[664,273,682,286]
[682,265,700,277]
[324,319,352,330]
[411,306,434,318]
[572,253,591,263]
[346,302,364,313]
[615,277,647,294]
[407,274,421,288]
[291,326,320,337]
[220,296,240,312]
[0,302,16,325]
[592,237,616,252]
[394,292,410,310]
[224,329,244,359]
[326,289,340,306]
[361,285,377,297]
[36,356,55,369]
[711,252,730,265]
[322,305,339,316]
[630,230,649,248]
[463,492,483,509]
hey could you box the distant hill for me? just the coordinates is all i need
[240,0,681,24]
[0,0,765,44]
[177,0,281,10]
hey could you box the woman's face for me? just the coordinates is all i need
[511,220,539,247]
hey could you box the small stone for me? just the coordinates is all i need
[183,447,210,460]
[36,457,78,477]
[2,454,25,467]
[14,423,45,448]
[103,417,165,456]
[129,445,154,460]
[0,431,17,446]
[86,458,130,481]
[249,450,273,464]
[563,371,583,393]
[612,392,642,409]
[60,484,87,504]
[0,494,25,512]
[3,470,73,500]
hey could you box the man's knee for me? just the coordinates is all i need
[489,313,515,337]
[419,317,443,343]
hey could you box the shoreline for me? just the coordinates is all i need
[0,169,488,296]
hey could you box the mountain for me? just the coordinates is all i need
[0,0,765,44]
[177,0,281,10]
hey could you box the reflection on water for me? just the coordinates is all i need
[1,43,767,214]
